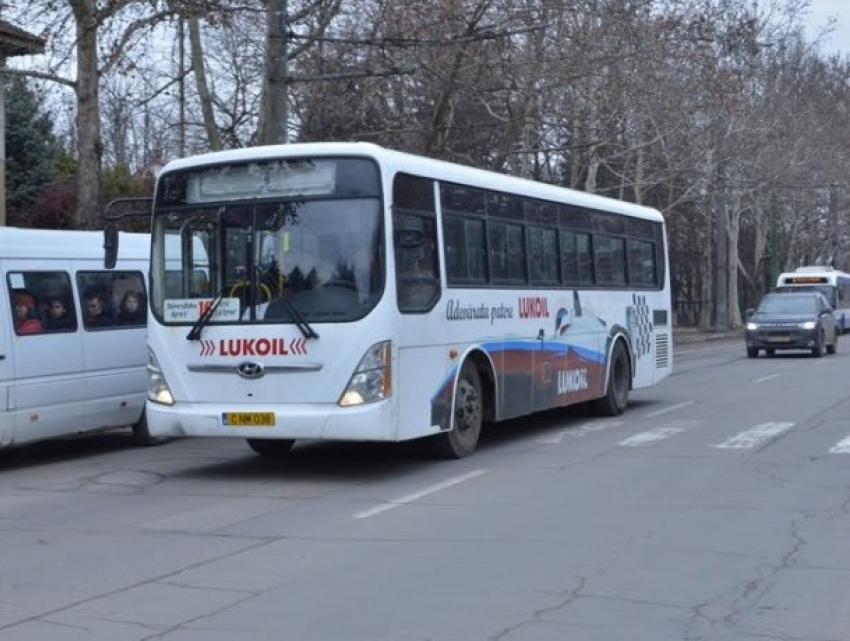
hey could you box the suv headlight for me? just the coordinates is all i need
[798,321,817,330]
[746,321,759,330]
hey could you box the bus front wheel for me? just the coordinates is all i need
[592,342,630,416]
[431,361,483,459]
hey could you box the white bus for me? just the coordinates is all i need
[0,227,156,449]
[776,266,850,333]
[108,142,672,458]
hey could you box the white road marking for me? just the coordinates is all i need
[618,426,685,447]
[647,401,694,418]
[829,436,850,454]
[714,422,795,449]
[616,419,700,447]
[754,373,780,383]
[536,419,623,444]
[354,469,487,519]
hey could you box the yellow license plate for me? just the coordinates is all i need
[223,412,276,427]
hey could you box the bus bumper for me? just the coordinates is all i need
[145,398,401,442]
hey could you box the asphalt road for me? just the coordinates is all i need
[2,334,850,640]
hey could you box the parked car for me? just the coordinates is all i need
[745,291,838,358]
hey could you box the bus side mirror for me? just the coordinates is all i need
[104,226,119,269]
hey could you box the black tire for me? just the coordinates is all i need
[747,347,759,358]
[812,331,825,357]
[247,438,295,457]
[430,361,483,459]
[591,342,630,416]
[131,409,170,446]
[827,331,838,355]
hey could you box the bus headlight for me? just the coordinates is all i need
[147,349,175,406]
[339,341,391,406]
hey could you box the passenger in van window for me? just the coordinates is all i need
[118,290,146,325]
[83,292,114,328]
[13,292,43,335]
[45,297,74,331]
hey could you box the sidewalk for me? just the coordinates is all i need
[672,326,744,345]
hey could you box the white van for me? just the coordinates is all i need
[0,227,155,449]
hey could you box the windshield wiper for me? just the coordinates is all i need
[186,286,228,341]
[275,294,320,340]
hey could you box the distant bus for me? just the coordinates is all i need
[0,227,155,449]
[106,142,673,459]
[776,266,850,333]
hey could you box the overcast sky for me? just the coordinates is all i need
[805,0,850,55]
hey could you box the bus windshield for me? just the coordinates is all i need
[150,159,383,325]
[775,284,836,307]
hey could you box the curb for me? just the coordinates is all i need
[673,329,744,345]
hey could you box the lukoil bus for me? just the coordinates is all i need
[776,266,850,333]
[105,142,673,459]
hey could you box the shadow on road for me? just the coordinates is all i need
[0,430,138,471]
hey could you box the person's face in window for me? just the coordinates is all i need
[124,296,139,311]
[86,298,102,318]
[50,301,66,318]
[14,301,29,320]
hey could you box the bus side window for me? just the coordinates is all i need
[393,211,440,312]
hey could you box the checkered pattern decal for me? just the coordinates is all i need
[629,293,652,359]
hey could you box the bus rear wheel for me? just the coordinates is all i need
[246,438,295,457]
[592,342,630,416]
[431,361,483,459]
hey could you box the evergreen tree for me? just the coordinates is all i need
[5,76,59,226]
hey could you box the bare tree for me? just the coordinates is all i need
[258,0,342,144]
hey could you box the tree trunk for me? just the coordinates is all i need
[700,219,714,330]
[73,0,102,228]
[259,0,288,144]
[714,197,728,330]
[188,15,222,151]
[727,197,742,329]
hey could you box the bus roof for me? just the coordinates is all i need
[794,266,838,273]
[159,142,665,223]
[779,266,850,279]
[0,227,149,261]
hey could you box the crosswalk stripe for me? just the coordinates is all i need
[617,419,701,447]
[829,437,850,454]
[714,422,794,449]
[536,419,623,444]
[618,427,686,447]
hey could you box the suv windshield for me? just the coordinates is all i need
[757,294,819,315]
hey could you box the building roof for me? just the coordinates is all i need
[0,19,45,57]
